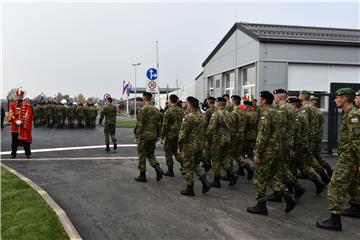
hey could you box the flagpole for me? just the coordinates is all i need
[156,41,160,108]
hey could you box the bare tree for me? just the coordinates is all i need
[77,94,86,104]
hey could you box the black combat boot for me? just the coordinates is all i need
[154,164,164,181]
[180,184,195,197]
[267,191,283,203]
[211,176,221,188]
[199,174,211,194]
[316,214,342,231]
[310,175,325,194]
[324,163,333,177]
[319,170,330,185]
[247,201,268,215]
[105,144,110,153]
[113,143,117,151]
[343,201,360,218]
[236,166,245,176]
[164,166,175,177]
[283,192,296,213]
[285,181,294,194]
[293,182,306,199]
[244,163,254,180]
[227,170,239,187]
[135,171,147,182]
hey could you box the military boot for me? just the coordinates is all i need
[105,144,110,153]
[244,163,254,180]
[283,192,296,213]
[343,201,360,218]
[319,170,331,185]
[236,166,245,176]
[164,166,175,177]
[135,171,147,182]
[154,164,164,181]
[293,182,306,199]
[316,214,342,231]
[199,174,211,194]
[180,184,195,197]
[324,163,333,177]
[310,175,325,194]
[267,191,283,203]
[285,181,294,194]
[211,176,221,188]
[227,170,239,187]
[247,201,268,215]
[113,143,117,151]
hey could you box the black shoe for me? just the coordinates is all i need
[236,166,245,176]
[311,175,325,195]
[324,163,333,178]
[113,143,117,151]
[10,155,16,159]
[247,201,268,215]
[105,144,110,153]
[164,167,175,177]
[135,171,147,182]
[319,170,331,185]
[267,191,283,203]
[343,202,360,218]
[283,192,296,213]
[316,214,342,231]
[154,164,164,181]
[244,163,254,180]
[199,174,211,194]
[227,170,239,187]
[181,184,195,197]
[294,182,306,199]
[211,176,221,188]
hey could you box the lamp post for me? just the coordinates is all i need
[132,63,141,119]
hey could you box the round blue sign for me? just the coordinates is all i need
[146,68,158,80]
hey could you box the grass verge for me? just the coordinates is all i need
[1,167,69,240]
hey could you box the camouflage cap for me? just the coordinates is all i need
[335,88,354,96]
[299,90,310,96]
[356,90,360,96]
[309,96,320,101]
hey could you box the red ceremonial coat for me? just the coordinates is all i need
[7,100,33,143]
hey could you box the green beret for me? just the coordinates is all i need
[335,88,354,96]
[309,96,319,101]
[299,90,310,96]
[356,90,360,96]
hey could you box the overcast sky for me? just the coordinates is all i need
[2,1,359,99]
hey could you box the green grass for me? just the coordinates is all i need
[116,119,136,128]
[1,167,69,240]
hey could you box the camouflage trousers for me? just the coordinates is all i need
[137,139,159,172]
[68,117,75,128]
[328,151,360,215]
[77,116,84,127]
[182,148,204,185]
[231,140,245,167]
[243,140,256,161]
[46,115,53,128]
[104,124,117,145]
[272,146,296,184]
[211,143,232,177]
[312,141,329,168]
[254,155,287,202]
[291,148,316,179]
[164,138,182,167]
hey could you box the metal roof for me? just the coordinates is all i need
[202,22,360,67]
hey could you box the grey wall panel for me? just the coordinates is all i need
[257,61,287,93]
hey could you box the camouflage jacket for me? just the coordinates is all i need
[89,107,98,118]
[135,103,161,140]
[204,107,216,136]
[66,105,77,118]
[338,106,360,159]
[225,104,233,113]
[77,106,85,117]
[314,108,324,141]
[303,102,317,140]
[230,108,246,143]
[161,105,184,140]
[45,105,55,116]
[294,109,309,152]
[99,104,117,126]
[178,111,205,152]
[207,109,232,145]
[34,105,42,118]
[56,105,66,116]
[278,103,296,148]
[244,108,259,141]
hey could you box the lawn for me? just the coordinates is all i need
[116,119,136,128]
[1,167,69,240]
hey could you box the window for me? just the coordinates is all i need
[208,77,214,96]
[216,79,220,88]
[224,71,235,96]
[242,65,256,100]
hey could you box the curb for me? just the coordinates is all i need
[1,163,82,240]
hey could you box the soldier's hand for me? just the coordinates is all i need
[253,156,261,165]
[134,138,139,144]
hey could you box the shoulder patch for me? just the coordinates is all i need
[351,117,359,123]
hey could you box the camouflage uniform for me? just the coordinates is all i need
[225,104,233,113]
[243,108,258,160]
[135,103,161,172]
[312,108,329,168]
[204,106,216,163]
[328,107,360,215]
[56,104,66,127]
[40,104,46,126]
[99,104,117,145]
[161,105,184,167]
[89,105,98,128]
[66,105,77,128]
[230,107,246,168]
[77,105,85,128]
[84,104,91,127]
[178,111,205,185]
[207,109,233,177]
[34,104,42,128]
[45,103,55,128]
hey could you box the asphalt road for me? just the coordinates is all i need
[1,127,359,240]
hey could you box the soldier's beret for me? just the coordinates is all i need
[309,96,320,101]
[299,90,310,96]
[287,97,300,103]
[231,95,241,101]
[187,96,199,108]
[259,91,274,101]
[356,90,360,96]
[216,97,226,102]
[244,100,252,106]
[335,88,354,96]
[143,92,152,98]
[222,94,230,99]
[273,89,287,95]
[207,96,216,101]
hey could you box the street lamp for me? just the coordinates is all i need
[132,63,141,119]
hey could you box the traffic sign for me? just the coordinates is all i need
[146,68,158,80]
[147,80,158,93]
[103,93,111,100]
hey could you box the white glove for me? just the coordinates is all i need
[16,120,22,126]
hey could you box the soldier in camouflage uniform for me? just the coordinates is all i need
[207,97,238,188]
[99,97,117,152]
[222,94,233,112]
[56,102,66,128]
[89,103,98,128]
[317,88,360,231]
[84,103,91,127]
[355,90,360,108]
[247,91,296,215]
[299,90,330,185]
[310,96,333,176]
[161,94,184,177]
[33,103,42,128]
[77,103,85,128]
[40,102,46,127]
[66,102,77,128]
[178,96,211,196]
[203,97,216,172]
[134,92,164,182]
[45,101,55,128]
[288,97,325,195]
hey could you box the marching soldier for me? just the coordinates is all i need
[203,97,216,171]
[134,92,164,182]
[222,94,233,112]
[84,103,91,127]
[89,103,98,128]
[33,103,42,128]
[247,91,296,215]
[66,102,77,128]
[77,103,85,128]
[99,97,117,152]
[45,101,55,128]
[40,102,46,127]
[161,94,184,177]
[207,97,238,188]
[178,96,211,196]
[56,101,66,128]
[317,88,360,231]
